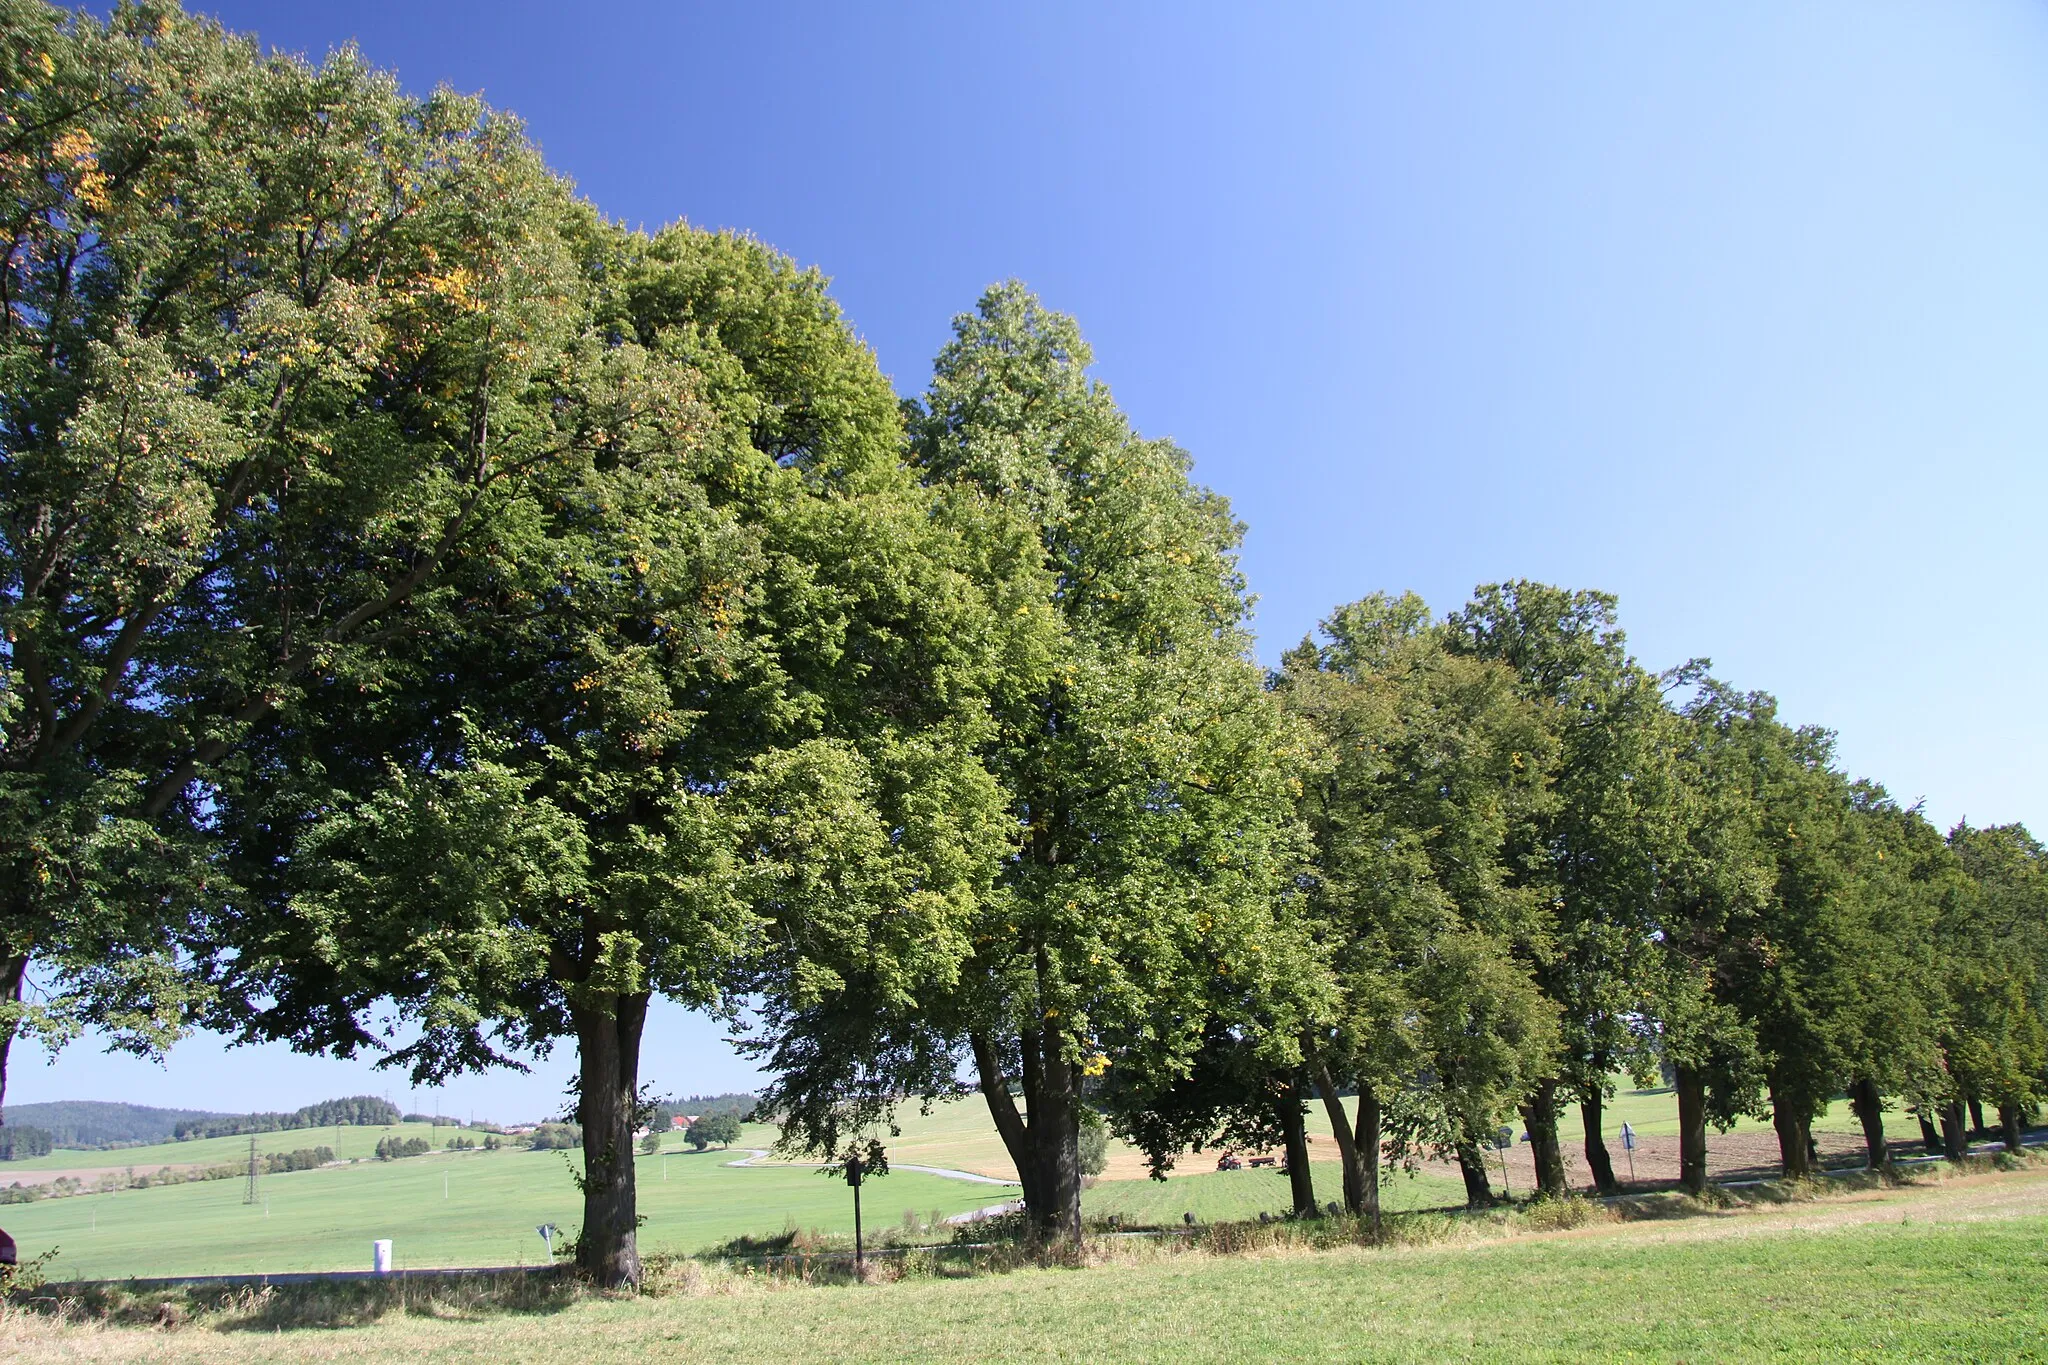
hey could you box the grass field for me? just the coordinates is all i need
[0,1120,518,1173]
[0,1082,1940,1283]
[1083,1162,1464,1224]
[14,1167,2048,1362]
[3,1136,1005,1282]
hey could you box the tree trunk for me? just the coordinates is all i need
[1675,1064,1709,1195]
[1968,1097,1987,1138]
[0,953,27,1126]
[1939,1101,1968,1162]
[1580,1094,1620,1194]
[1519,1079,1568,1197]
[1354,1081,1383,1234]
[1309,1055,1364,1215]
[1769,1084,1813,1179]
[1916,1110,1942,1155]
[1850,1077,1890,1172]
[1028,1045,1083,1245]
[1998,1103,2025,1156]
[1455,1138,1494,1208]
[1277,1078,1316,1218]
[572,990,649,1288]
[971,1031,1041,1213]
[970,1026,1082,1244]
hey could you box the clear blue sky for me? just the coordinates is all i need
[21,1,2048,1121]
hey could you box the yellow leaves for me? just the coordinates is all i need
[52,127,109,211]
[423,265,486,313]
[1081,1052,1110,1077]
[51,128,93,162]
[1044,1007,1059,1019]
[38,51,54,77]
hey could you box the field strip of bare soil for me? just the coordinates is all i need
[2,1163,217,1188]
[1528,1166,2048,1251]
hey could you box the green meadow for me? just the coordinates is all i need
[1084,1163,1464,1224]
[2,1120,487,1173]
[6,1131,1006,1282]
[14,1171,2048,1363]
[0,1083,1940,1283]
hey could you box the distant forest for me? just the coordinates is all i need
[5,1101,227,1149]
[1,1097,405,1149]
[6,1093,751,1151]
[171,1096,402,1141]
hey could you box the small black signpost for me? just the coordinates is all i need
[845,1151,867,1271]
[1494,1126,1515,1198]
[1620,1121,1637,1184]
[829,1141,888,1276]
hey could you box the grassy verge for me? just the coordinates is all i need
[12,1166,2048,1362]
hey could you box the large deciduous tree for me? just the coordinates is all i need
[209,229,1021,1287]
[1943,822,2048,1156]
[752,284,1310,1245]
[1668,699,1949,1180]
[1441,583,1684,1198]
[0,0,584,1119]
[1279,593,1557,1218]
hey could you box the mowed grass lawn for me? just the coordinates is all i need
[7,1137,1006,1281]
[17,1173,2048,1362]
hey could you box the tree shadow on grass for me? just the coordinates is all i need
[32,1266,591,1333]
[1608,1169,1906,1223]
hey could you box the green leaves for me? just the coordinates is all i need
[0,0,609,1094]
[1282,593,1556,1156]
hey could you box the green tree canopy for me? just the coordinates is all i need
[0,0,599,1118]
[1278,591,1557,1214]
[1943,821,2048,1152]
[1441,582,1690,1196]
[205,227,1023,1286]
[750,284,1315,1243]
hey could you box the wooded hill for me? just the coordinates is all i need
[4,1101,226,1150]
[6,1097,401,1149]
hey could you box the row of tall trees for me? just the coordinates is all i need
[1253,589,2047,1222]
[3,3,2043,1287]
